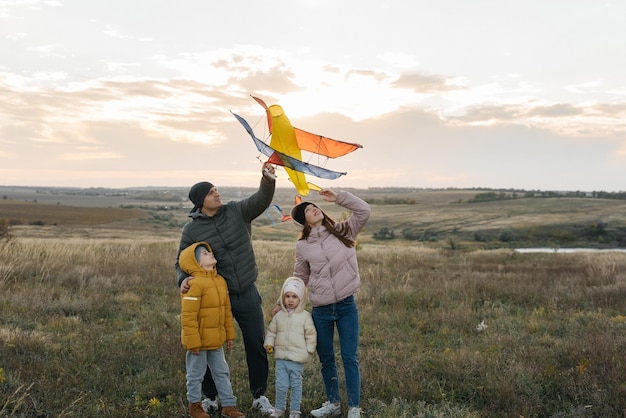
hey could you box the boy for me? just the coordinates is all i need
[264,277,317,418]
[179,242,245,418]
[176,164,276,415]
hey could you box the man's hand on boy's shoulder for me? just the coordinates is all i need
[180,276,194,293]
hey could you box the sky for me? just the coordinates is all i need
[1,0,625,192]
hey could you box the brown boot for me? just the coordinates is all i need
[189,402,211,418]
[221,405,245,418]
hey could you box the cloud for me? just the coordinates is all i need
[392,72,466,94]
[63,151,124,160]
[103,24,132,40]
[525,104,581,118]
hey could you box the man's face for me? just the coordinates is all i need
[202,187,222,214]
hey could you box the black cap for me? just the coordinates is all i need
[189,181,214,211]
[290,201,313,227]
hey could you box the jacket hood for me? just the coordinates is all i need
[188,205,224,219]
[179,241,214,277]
[279,277,308,313]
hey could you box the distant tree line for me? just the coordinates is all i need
[363,188,626,206]
[372,221,626,248]
[468,190,626,203]
[364,197,417,205]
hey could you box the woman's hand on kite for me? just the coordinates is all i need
[319,189,337,203]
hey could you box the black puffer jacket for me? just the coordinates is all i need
[175,177,275,294]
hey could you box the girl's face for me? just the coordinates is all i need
[304,204,324,227]
[283,291,300,310]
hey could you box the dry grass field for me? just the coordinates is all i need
[1,187,626,417]
[1,237,625,417]
[0,200,147,227]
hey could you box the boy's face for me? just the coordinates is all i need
[198,247,217,270]
[283,291,300,310]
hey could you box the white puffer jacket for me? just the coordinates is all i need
[265,277,317,363]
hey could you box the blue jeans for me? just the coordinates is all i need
[312,295,360,408]
[275,359,304,412]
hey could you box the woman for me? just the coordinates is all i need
[290,189,370,418]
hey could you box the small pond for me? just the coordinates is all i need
[515,248,626,253]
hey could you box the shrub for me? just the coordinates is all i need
[0,218,12,242]
[402,228,438,241]
[499,227,516,242]
[373,227,395,240]
[473,230,491,242]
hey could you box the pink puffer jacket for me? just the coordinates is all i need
[293,192,370,307]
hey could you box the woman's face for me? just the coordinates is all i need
[304,204,324,227]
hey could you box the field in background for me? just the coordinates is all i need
[0,237,625,417]
[3,185,626,249]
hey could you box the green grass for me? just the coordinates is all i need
[1,237,625,417]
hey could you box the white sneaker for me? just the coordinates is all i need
[347,407,361,418]
[252,395,273,415]
[202,398,218,414]
[310,401,341,417]
[270,408,285,417]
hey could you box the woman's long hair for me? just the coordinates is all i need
[298,208,354,248]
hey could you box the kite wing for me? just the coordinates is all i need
[232,112,346,180]
[294,128,362,158]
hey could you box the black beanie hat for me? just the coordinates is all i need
[290,201,313,227]
[189,181,214,211]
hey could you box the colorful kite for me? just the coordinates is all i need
[264,203,292,226]
[232,96,362,196]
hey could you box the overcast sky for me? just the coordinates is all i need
[1,0,625,192]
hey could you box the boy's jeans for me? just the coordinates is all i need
[186,348,237,406]
[312,295,360,408]
[275,359,304,412]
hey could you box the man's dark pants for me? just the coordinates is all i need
[202,284,268,399]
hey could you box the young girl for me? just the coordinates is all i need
[264,277,317,418]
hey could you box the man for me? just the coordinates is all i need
[176,162,276,415]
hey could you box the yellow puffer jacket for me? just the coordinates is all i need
[179,242,235,351]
